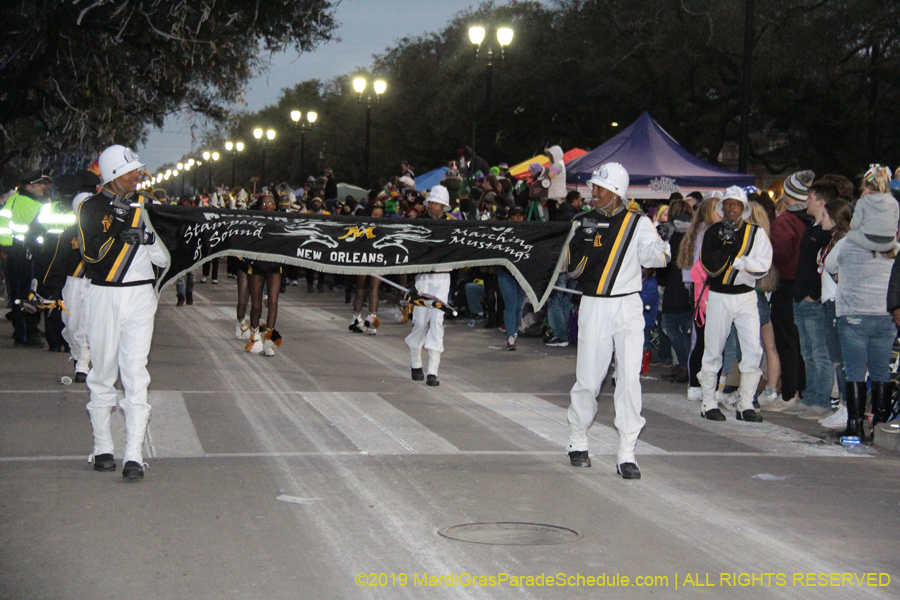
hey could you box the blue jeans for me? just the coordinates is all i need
[722,324,741,374]
[465,282,484,317]
[661,311,692,368]
[793,299,834,408]
[838,314,896,382]
[547,273,573,338]
[822,300,845,401]
[497,269,526,336]
[176,272,195,296]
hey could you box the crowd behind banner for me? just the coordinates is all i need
[3,150,900,452]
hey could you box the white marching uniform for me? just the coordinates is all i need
[61,276,91,374]
[698,221,772,413]
[566,208,670,464]
[60,192,93,375]
[405,272,450,376]
[78,190,168,466]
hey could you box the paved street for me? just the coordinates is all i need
[1,276,898,599]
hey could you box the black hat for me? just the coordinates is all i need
[18,168,53,185]
[509,206,526,216]
[74,169,101,189]
[54,174,81,197]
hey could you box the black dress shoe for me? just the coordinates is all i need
[617,462,641,479]
[411,367,424,381]
[701,408,726,421]
[426,374,440,387]
[93,453,116,472]
[74,372,88,383]
[736,409,763,423]
[122,461,144,480]
[568,450,591,467]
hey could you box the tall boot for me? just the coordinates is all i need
[426,351,441,386]
[870,381,894,427]
[840,381,868,439]
[122,407,151,479]
[410,345,424,381]
[87,406,114,456]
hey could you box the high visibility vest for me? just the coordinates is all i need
[37,200,76,234]
[0,193,43,246]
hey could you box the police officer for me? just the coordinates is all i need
[77,145,169,479]
[406,186,453,386]
[565,164,671,479]
[0,168,53,347]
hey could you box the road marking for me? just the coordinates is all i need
[462,392,667,455]
[642,393,852,457]
[145,391,205,458]
[300,392,460,455]
[0,450,854,463]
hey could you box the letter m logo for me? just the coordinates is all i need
[339,226,376,241]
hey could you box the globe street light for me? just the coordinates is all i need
[253,128,276,188]
[353,76,387,187]
[290,109,318,179]
[224,141,244,189]
[468,25,513,165]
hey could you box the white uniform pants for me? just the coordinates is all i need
[85,284,157,464]
[405,273,450,375]
[62,276,91,374]
[568,294,645,464]
[699,290,762,412]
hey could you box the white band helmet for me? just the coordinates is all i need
[98,145,146,185]
[716,185,751,220]
[587,162,629,199]
[425,185,450,211]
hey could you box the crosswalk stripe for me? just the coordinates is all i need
[461,392,668,456]
[104,391,204,459]
[300,392,460,455]
[146,391,205,458]
[642,393,851,457]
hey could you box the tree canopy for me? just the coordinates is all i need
[196,0,898,191]
[0,0,338,182]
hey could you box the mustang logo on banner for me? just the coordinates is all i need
[145,205,576,308]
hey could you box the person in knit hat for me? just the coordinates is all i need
[826,165,898,442]
[762,169,815,413]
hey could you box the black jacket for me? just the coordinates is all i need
[887,254,900,313]
[76,189,153,286]
[657,230,692,312]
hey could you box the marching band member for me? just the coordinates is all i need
[565,163,671,479]
[77,145,169,479]
[698,186,772,423]
[406,186,453,386]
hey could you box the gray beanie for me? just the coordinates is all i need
[847,192,900,252]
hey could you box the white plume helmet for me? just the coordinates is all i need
[98,145,145,185]
[716,185,751,220]
[587,162,629,199]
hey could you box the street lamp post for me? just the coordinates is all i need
[353,77,386,187]
[224,141,245,190]
[192,158,202,195]
[468,26,513,166]
[202,151,220,193]
[177,163,185,196]
[290,110,318,179]
[253,128,276,189]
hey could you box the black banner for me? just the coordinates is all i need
[145,205,576,308]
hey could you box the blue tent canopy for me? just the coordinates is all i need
[566,112,755,198]
[414,167,449,191]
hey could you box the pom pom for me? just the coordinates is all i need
[264,328,283,347]
[364,314,381,330]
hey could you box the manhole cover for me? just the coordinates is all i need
[438,522,580,546]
